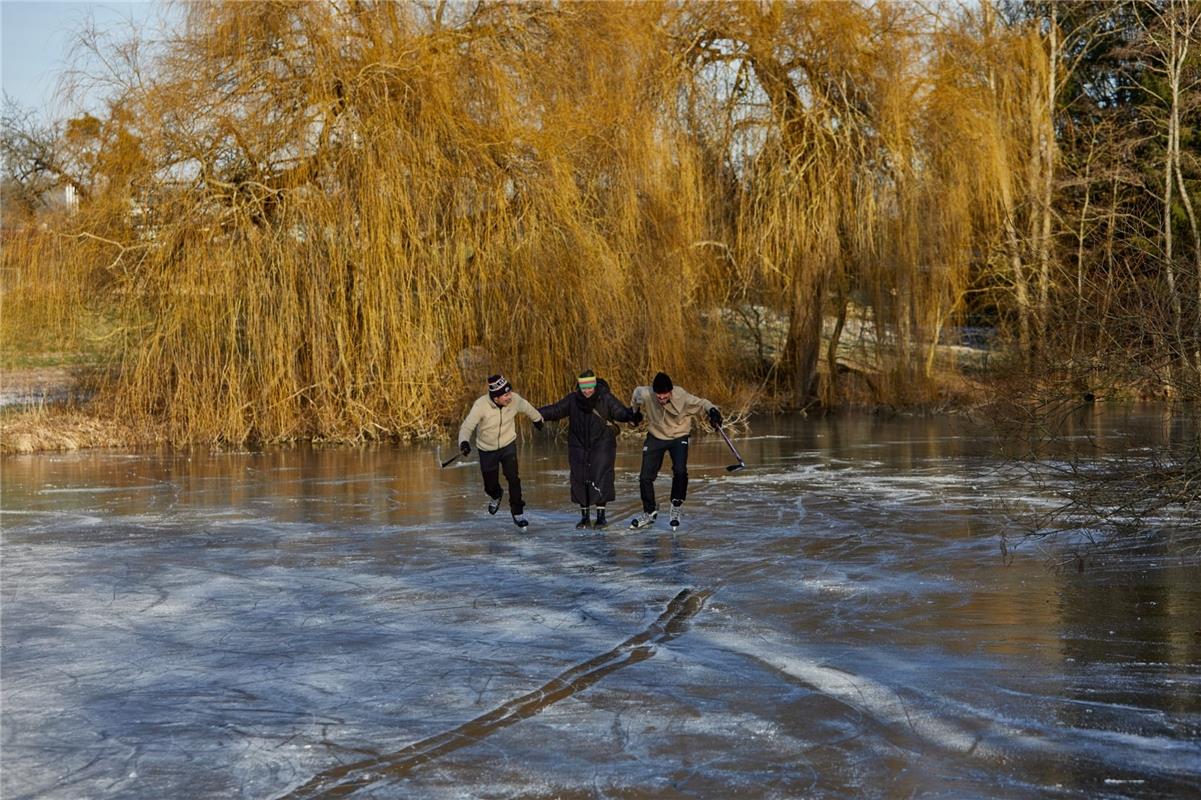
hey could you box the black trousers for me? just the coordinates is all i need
[479,442,524,514]
[638,434,689,513]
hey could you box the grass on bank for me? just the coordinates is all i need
[0,404,159,453]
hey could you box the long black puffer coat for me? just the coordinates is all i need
[537,378,638,506]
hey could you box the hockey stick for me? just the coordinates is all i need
[715,425,746,472]
[438,444,464,468]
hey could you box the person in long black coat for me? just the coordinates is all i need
[538,369,641,529]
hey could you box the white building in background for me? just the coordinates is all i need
[43,183,79,213]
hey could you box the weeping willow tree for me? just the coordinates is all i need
[74,1,743,443]
[679,1,1047,407]
[923,3,1062,364]
[3,0,1072,445]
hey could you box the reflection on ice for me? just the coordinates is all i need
[282,590,708,799]
[3,410,1199,798]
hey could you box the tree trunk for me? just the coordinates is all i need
[1162,16,1184,376]
[745,35,831,406]
[1167,10,1200,377]
[1036,12,1058,351]
[1072,156,1093,358]
[782,266,827,406]
[826,285,848,404]
[1175,154,1201,376]
[1000,179,1031,356]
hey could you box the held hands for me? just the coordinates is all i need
[708,407,723,428]
[629,410,643,426]
[534,420,544,431]
[459,441,471,456]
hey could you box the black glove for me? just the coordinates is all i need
[459,441,471,456]
[708,407,723,428]
[534,420,544,431]
[630,410,643,425]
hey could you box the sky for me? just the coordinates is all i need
[1,1,169,122]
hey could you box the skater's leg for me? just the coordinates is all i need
[638,436,668,514]
[499,444,524,515]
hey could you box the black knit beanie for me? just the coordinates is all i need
[652,372,673,393]
[488,374,513,399]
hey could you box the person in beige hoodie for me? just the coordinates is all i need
[458,374,544,528]
[628,371,722,530]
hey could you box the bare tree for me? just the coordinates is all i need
[1,99,88,208]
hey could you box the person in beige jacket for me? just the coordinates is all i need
[458,374,544,528]
[628,371,722,530]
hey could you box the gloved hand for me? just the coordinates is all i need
[708,407,723,428]
[459,441,471,456]
[534,420,544,431]
[630,410,643,425]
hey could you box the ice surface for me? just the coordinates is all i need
[3,411,1199,798]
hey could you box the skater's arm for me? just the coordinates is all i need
[675,387,722,428]
[537,394,572,422]
[627,386,648,426]
[675,387,716,417]
[604,392,638,423]
[513,394,545,426]
[457,398,484,445]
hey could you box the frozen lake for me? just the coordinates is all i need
[3,410,1199,798]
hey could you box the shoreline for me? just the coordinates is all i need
[0,369,122,454]
[0,365,995,455]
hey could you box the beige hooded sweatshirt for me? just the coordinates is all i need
[630,385,715,440]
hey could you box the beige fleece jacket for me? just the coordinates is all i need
[458,393,543,452]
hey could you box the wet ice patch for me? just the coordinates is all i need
[701,629,1040,761]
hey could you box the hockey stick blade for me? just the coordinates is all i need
[716,426,746,473]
